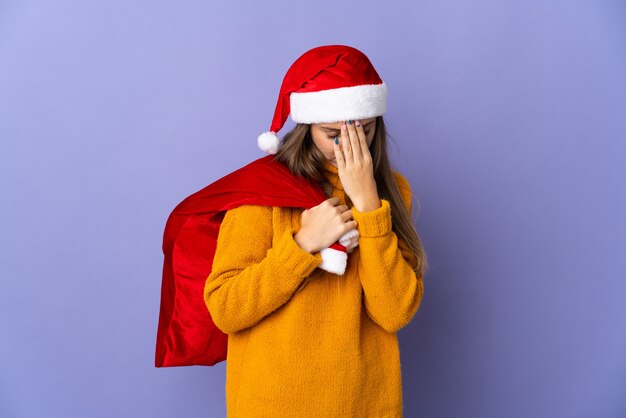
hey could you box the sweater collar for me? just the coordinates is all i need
[321,160,343,190]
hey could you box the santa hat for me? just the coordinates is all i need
[257,45,388,275]
[257,44,388,154]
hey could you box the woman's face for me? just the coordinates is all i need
[310,117,377,167]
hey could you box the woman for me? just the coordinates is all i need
[204,44,428,417]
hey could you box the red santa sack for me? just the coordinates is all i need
[155,155,350,367]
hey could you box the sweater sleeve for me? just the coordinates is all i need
[204,204,323,334]
[351,174,424,333]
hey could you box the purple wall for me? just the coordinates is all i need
[1,1,625,417]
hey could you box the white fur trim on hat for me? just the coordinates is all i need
[290,81,388,124]
[257,131,280,154]
[319,247,348,275]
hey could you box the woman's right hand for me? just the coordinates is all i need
[294,197,357,253]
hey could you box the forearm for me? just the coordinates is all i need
[352,199,424,333]
[204,226,322,334]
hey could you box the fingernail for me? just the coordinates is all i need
[334,137,339,144]
[348,120,353,125]
[355,120,361,127]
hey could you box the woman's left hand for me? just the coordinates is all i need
[333,120,382,213]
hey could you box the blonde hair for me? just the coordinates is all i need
[273,116,428,283]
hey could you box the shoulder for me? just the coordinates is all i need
[391,170,411,194]
[221,204,273,232]
[224,204,273,217]
[214,205,275,263]
[391,169,412,210]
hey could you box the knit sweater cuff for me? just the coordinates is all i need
[273,227,323,278]
[351,199,392,238]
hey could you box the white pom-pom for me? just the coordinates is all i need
[257,131,280,154]
[319,247,348,275]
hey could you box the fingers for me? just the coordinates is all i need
[326,196,340,205]
[333,134,344,167]
[334,204,349,213]
[353,120,369,159]
[337,120,368,166]
[345,119,363,159]
[339,122,353,165]
[340,208,353,223]
[322,197,340,209]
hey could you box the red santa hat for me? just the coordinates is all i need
[257,44,388,154]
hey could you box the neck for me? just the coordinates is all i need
[322,159,338,172]
[321,160,343,190]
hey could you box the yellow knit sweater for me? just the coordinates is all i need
[204,160,424,417]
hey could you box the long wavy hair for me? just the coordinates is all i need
[272,115,428,282]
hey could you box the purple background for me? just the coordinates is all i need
[1,1,625,417]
